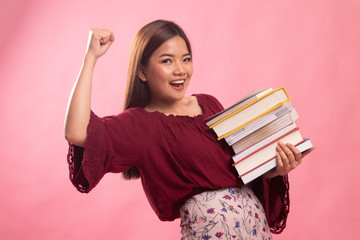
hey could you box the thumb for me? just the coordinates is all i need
[99,32,115,45]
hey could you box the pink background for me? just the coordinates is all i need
[1,0,359,239]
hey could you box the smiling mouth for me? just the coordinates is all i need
[170,80,185,88]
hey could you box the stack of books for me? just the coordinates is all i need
[206,87,313,184]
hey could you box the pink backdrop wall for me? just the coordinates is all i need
[1,0,359,239]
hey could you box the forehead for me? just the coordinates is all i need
[152,36,189,56]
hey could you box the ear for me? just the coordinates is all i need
[138,66,147,82]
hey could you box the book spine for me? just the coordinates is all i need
[206,89,272,126]
[210,87,289,129]
[215,88,290,140]
[240,138,313,184]
[231,111,298,154]
[225,101,294,145]
[232,126,299,164]
[236,138,305,178]
[241,158,277,184]
[232,130,304,177]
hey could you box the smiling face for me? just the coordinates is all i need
[140,35,193,107]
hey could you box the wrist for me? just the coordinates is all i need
[83,52,98,66]
[262,169,279,179]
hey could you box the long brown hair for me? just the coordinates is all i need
[122,20,192,180]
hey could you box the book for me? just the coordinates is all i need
[231,109,299,154]
[232,128,304,177]
[224,101,294,146]
[206,88,273,126]
[209,87,290,140]
[206,86,312,185]
[240,138,313,184]
[232,123,298,160]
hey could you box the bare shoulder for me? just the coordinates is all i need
[182,96,202,116]
[182,96,198,106]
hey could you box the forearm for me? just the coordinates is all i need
[64,54,97,146]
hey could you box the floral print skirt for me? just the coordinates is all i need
[180,186,272,240]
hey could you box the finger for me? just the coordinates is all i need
[275,152,286,175]
[279,143,299,171]
[279,142,298,167]
[89,33,108,47]
[278,141,294,162]
[101,37,114,48]
[99,37,110,45]
[91,28,112,36]
[91,29,113,43]
[286,143,302,163]
[110,32,115,42]
[276,144,290,170]
[99,32,115,46]
[97,29,114,40]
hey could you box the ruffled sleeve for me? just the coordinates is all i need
[250,175,290,234]
[66,109,147,193]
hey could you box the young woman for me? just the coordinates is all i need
[65,20,312,239]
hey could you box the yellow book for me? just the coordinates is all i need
[209,87,290,140]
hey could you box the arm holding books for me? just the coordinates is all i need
[262,142,315,179]
[64,28,115,147]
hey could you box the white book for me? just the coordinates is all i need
[241,139,314,184]
[232,123,298,162]
[225,101,294,146]
[206,88,273,126]
[231,109,299,154]
[211,87,289,140]
[233,128,304,177]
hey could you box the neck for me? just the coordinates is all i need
[145,95,202,117]
[146,98,188,116]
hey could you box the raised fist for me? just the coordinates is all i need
[86,28,115,59]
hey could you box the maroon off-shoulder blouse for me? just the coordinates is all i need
[67,94,289,233]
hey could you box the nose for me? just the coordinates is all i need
[173,61,186,76]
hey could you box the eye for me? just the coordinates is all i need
[183,57,191,62]
[161,58,172,63]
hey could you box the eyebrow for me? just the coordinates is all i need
[159,53,191,58]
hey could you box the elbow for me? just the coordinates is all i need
[64,132,74,143]
[64,129,86,147]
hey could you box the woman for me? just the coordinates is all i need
[65,20,310,239]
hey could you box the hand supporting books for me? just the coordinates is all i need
[262,142,315,179]
[206,87,315,184]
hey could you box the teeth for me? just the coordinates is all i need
[171,80,185,84]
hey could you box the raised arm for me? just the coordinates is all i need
[64,28,115,147]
